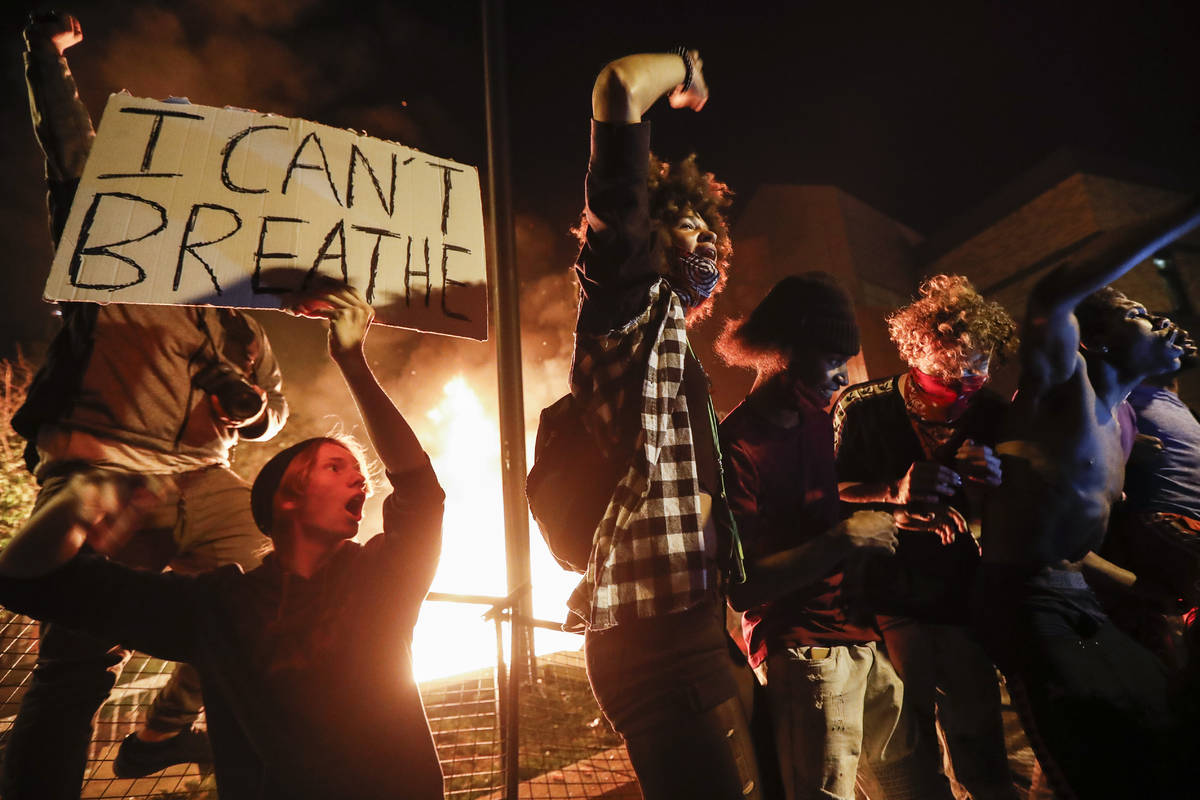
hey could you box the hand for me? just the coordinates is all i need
[892,461,962,504]
[66,471,167,555]
[667,50,708,111]
[838,511,899,554]
[894,505,967,546]
[287,280,374,361]
[1128,433,1164,469]
[955,439,1002,487]
[25,12,83,55]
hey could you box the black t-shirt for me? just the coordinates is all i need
[833,376,1009,621]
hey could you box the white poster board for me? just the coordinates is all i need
[46,94,488,340]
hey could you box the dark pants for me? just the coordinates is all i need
[972,566,1184,800]
[877,617,1017,800]
[586,602,763,800]
[1,465,266,800]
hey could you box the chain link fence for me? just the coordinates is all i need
[0,607,639,800]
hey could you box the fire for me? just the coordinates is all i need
[407,376,581,682]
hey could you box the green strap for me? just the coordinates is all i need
[689,342,747,584]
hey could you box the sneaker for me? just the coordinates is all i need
[113,728,213,778]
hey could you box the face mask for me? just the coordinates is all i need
[907,366,988,422]
[672,248,719,308]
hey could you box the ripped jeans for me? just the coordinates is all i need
[764,642,954,800]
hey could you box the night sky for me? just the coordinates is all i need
[2,0,1198,356]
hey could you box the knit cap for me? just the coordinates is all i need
[250,437,335,534]
[753,272,860,356]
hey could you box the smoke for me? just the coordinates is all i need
[233,209,580,534]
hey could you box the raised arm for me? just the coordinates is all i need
[1023,200,1200,389]
[577,51,709,331]
[295,285,426,475]
[23,12,94,190]
[592,50,708,123]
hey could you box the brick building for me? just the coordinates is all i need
[695,149,1199,414]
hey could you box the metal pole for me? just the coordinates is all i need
[481,1,531,797]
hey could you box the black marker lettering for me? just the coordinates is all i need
[303,220,348,289]
[67,192,167,290]
[346,146,397,216]
[426,162,465,236]
[174,203,243,294]
[253,216,305,293]
[440,244,471,321]
[221,124,287,193]
[101,107,204,178]
[406,237,433,306]
[351,225,406,304]
[282,132,343,206]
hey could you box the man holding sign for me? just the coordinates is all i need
[4,14,288,796]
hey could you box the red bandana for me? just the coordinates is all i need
[905,367,987,424]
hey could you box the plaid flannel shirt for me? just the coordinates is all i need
[566,278,718,631]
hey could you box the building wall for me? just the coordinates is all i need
[701,167,1199,415]
[695,185,921,415]
[925,173,1199,403]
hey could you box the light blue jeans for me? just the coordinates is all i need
[764,642,953,800]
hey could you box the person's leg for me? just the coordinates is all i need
[928,624,1018,800]
[1,621,130,800]
[764,644,875,800]
[860,642,955,800]
[150,466,267,735]
[117,467,266,772]
[1006,616,1178,799]
[876,617,947,791]
[0,471,178,800]
[622,693,761,800]
[585,615,763,800]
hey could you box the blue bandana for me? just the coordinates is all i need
[672,249,719,307]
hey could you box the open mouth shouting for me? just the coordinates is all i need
[345,492,366,521]
[695,243,718,263]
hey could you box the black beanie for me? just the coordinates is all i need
[250,437,336,534]
[747,272,860,356]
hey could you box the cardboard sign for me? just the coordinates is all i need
[46,94,488,340]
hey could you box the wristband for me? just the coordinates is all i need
[673,47,694,94]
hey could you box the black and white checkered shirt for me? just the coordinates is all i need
[567,279,718,631]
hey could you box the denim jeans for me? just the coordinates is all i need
[764,642,954,800]
[0,465,267,800]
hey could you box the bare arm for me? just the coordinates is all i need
[1024,201,1200,389]
[592,51,707,123]
[729,511,897,611]
[1073,551,1177,609]
[0,472,159,579]
[294,285,426,475]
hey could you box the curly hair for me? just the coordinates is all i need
[887,274,1018,378]
[574,151,733,323]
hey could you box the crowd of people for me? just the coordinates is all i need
[0,13,1198,800]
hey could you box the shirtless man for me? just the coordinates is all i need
[973,202,1200,799]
